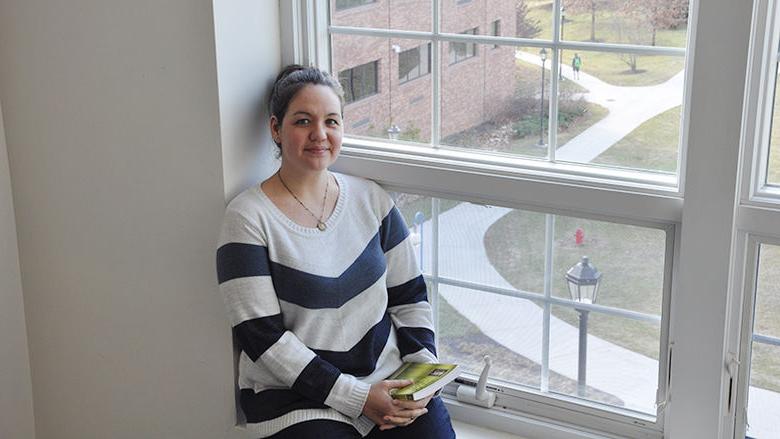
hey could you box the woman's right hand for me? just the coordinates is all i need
[362,380,429,430]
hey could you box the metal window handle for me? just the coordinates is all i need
[456,356,496,408]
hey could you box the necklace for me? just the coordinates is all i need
[277,171,330,231]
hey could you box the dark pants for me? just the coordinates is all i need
[268,397,456,439]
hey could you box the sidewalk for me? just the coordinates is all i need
[515,51,684,163]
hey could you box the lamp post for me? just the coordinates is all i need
[387,124,401,140]
[538,47,548,147]
[565,256,602,397]
[559,7,565,80]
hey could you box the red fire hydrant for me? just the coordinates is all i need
[575,228,584,245]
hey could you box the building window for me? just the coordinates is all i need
[399,43,431,84]
[334,0,376,12]
[313,0,773,437]
[338,61,379,104]
[491,20,501,48]
[449,28,478,65]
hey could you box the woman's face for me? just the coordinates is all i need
[271,84,343,174]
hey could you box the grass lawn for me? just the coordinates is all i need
[483,209,665,360]
[526,1,687,86]
[751,244,780,393]
[768,80,780,183]
[592,105,681,173]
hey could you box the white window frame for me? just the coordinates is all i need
[280,1,760,438]
[723,0,780,437]
[742,0,780,206]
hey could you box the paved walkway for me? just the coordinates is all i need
[515,51,684,163]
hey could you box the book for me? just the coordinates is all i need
[387,362,461,401]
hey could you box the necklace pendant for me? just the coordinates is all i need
[317,221,327,231]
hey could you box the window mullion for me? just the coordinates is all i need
[666,0,753,436]
[432,0,441,147]
[541,214,554,392]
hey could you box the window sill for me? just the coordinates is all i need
[452,420,527,439]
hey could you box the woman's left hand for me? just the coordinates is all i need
[378,395,433,430]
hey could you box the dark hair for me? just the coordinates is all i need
[268,64,345,149]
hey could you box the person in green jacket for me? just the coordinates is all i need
[572,53,582,79]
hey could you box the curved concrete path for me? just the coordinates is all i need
[515,50,684,163]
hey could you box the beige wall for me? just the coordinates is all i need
[0,100,36,439]
[0,0,278,437]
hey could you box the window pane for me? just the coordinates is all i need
[550,49,684,173]
[391,191,668,420]
[399,43,431,84]
[746,244,780,438]
[560,0,689,48]
[331,0,432,32]
[755,244,780,339]
[440,203,546,291]
[747,342,780,438]
[549,306,660,414]
[767,68,780,187]
[441,43,551,159]
[332,34,433,143]
[550,218,665,316]
[440,0,551,40]
[438,285,545,389]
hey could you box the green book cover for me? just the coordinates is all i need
[387,362,461,401]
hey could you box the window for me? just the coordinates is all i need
[399,43,431,83]
[491,20,501,48]
[733,243,780,439]
[392,194,669,419]
[726,2,780,437]
[338,61,379,104]
[288,0,771,437]
[449,28,478,65]
[334,0,376,12]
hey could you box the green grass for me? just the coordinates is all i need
[526,1,687,86]
[484,209,666,359]
[592,105,681,172]
[751,244,780,393]
[768,81,780,184]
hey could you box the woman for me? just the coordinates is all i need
[216,65,456,438]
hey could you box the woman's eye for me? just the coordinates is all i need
[326,119,340,126]
[294,119,310,125]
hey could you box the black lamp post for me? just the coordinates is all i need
[538,47,548,147]
[559,7,566,80]
[565,256,602,397]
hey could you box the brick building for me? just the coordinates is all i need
[331,0,518,143]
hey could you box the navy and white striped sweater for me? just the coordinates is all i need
[216,173,437,437]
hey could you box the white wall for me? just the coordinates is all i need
[213,0,282,201]
[0,100,36,439]
[0,0,279,437]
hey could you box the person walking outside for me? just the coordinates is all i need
[572,53,582,80]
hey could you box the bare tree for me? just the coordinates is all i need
[565,0,603,41]
[620,0,688,46]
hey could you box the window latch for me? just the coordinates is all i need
[456,355,496,408]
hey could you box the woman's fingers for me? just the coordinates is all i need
[383,379,414,389]
[392,399,428,410]
[382,408,428,425]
